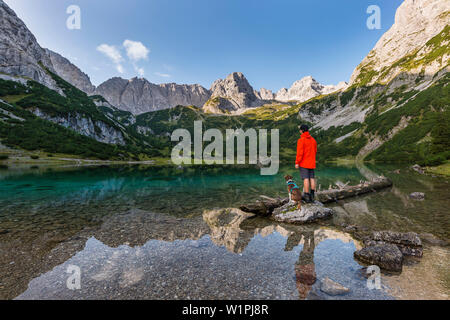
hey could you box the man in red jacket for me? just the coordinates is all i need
[295,124,317,203]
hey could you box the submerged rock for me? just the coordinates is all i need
[272,202,334,224]
[411,164,425,174]
[419,233,449,247]
[320,277,350,296]
[409,192,425,200]
[354,244,403,272]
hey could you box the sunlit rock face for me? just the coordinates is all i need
[31,108,126,145]
[205,72,264,113]
[275,76,347,102]
[349,0,450,86]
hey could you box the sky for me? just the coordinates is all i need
[5,0,404,91]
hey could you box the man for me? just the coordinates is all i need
[295,124,317,203]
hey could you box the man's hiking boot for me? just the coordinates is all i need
[310,190,315,203]
[303,193,312,203]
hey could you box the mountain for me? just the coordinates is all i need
[295,0,450,165]
[350,0,450,86]
[0,0,448,166]
[203,72,263,114]
[0,0,59,91]
[95,77,211,115]
[45,49,96,94]
[259,88,275,100]
[275,76,347,102]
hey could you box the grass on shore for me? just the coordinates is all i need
[425,161,450,177]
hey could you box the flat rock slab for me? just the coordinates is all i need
[272,202,334,224]
[320,277,350,296]
[364,231,423,257]
[354,244,403,272]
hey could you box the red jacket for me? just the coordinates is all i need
[296,132,317,169]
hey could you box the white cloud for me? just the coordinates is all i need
[123,40,150,62]
[97,44,122,64]
[116,65,125,74]
[154,72,171,78]
[97,44,124,73]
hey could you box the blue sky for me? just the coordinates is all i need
[5,0,403,91]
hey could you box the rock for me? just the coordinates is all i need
[409,192,425,200]
[364,231,423,258]
[411,164,425,174]
[354,244,403,272]
[272,202,334,224]
[239,197,288,217]
[95,77,211,114]
[320,277,350,296]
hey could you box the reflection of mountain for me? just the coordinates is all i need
[2,203,364,299]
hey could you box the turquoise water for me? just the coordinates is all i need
[0,164,449,299]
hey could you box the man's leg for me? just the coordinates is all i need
[310,170,316,202]
[310,178,316,191]
[303,179,310,193]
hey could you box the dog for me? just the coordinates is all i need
[284,175,302,210]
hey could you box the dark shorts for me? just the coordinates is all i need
[300,167,315,180]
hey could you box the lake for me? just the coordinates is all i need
[0,163,448,300]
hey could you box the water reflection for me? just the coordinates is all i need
[12,207,392,300]
[0,164,448,300]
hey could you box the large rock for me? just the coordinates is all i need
[95,77,211,114]
[354,244,403,272]
[320,277,350,296]
[364,231,423,258]
[272,202,334,224]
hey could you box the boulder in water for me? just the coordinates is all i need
[354,244,403,272]
[364,231,423,257]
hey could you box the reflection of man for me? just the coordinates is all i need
[295,125,317,203]
[285,229,317,300]
[294,231,316,300]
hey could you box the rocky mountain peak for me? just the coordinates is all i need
[95,76,211,115]
[45,49,95,94]
[207,72,262,112]
[350,0,450,85]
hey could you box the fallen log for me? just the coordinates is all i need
[316,177,393,204]
[240,177,393,216]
